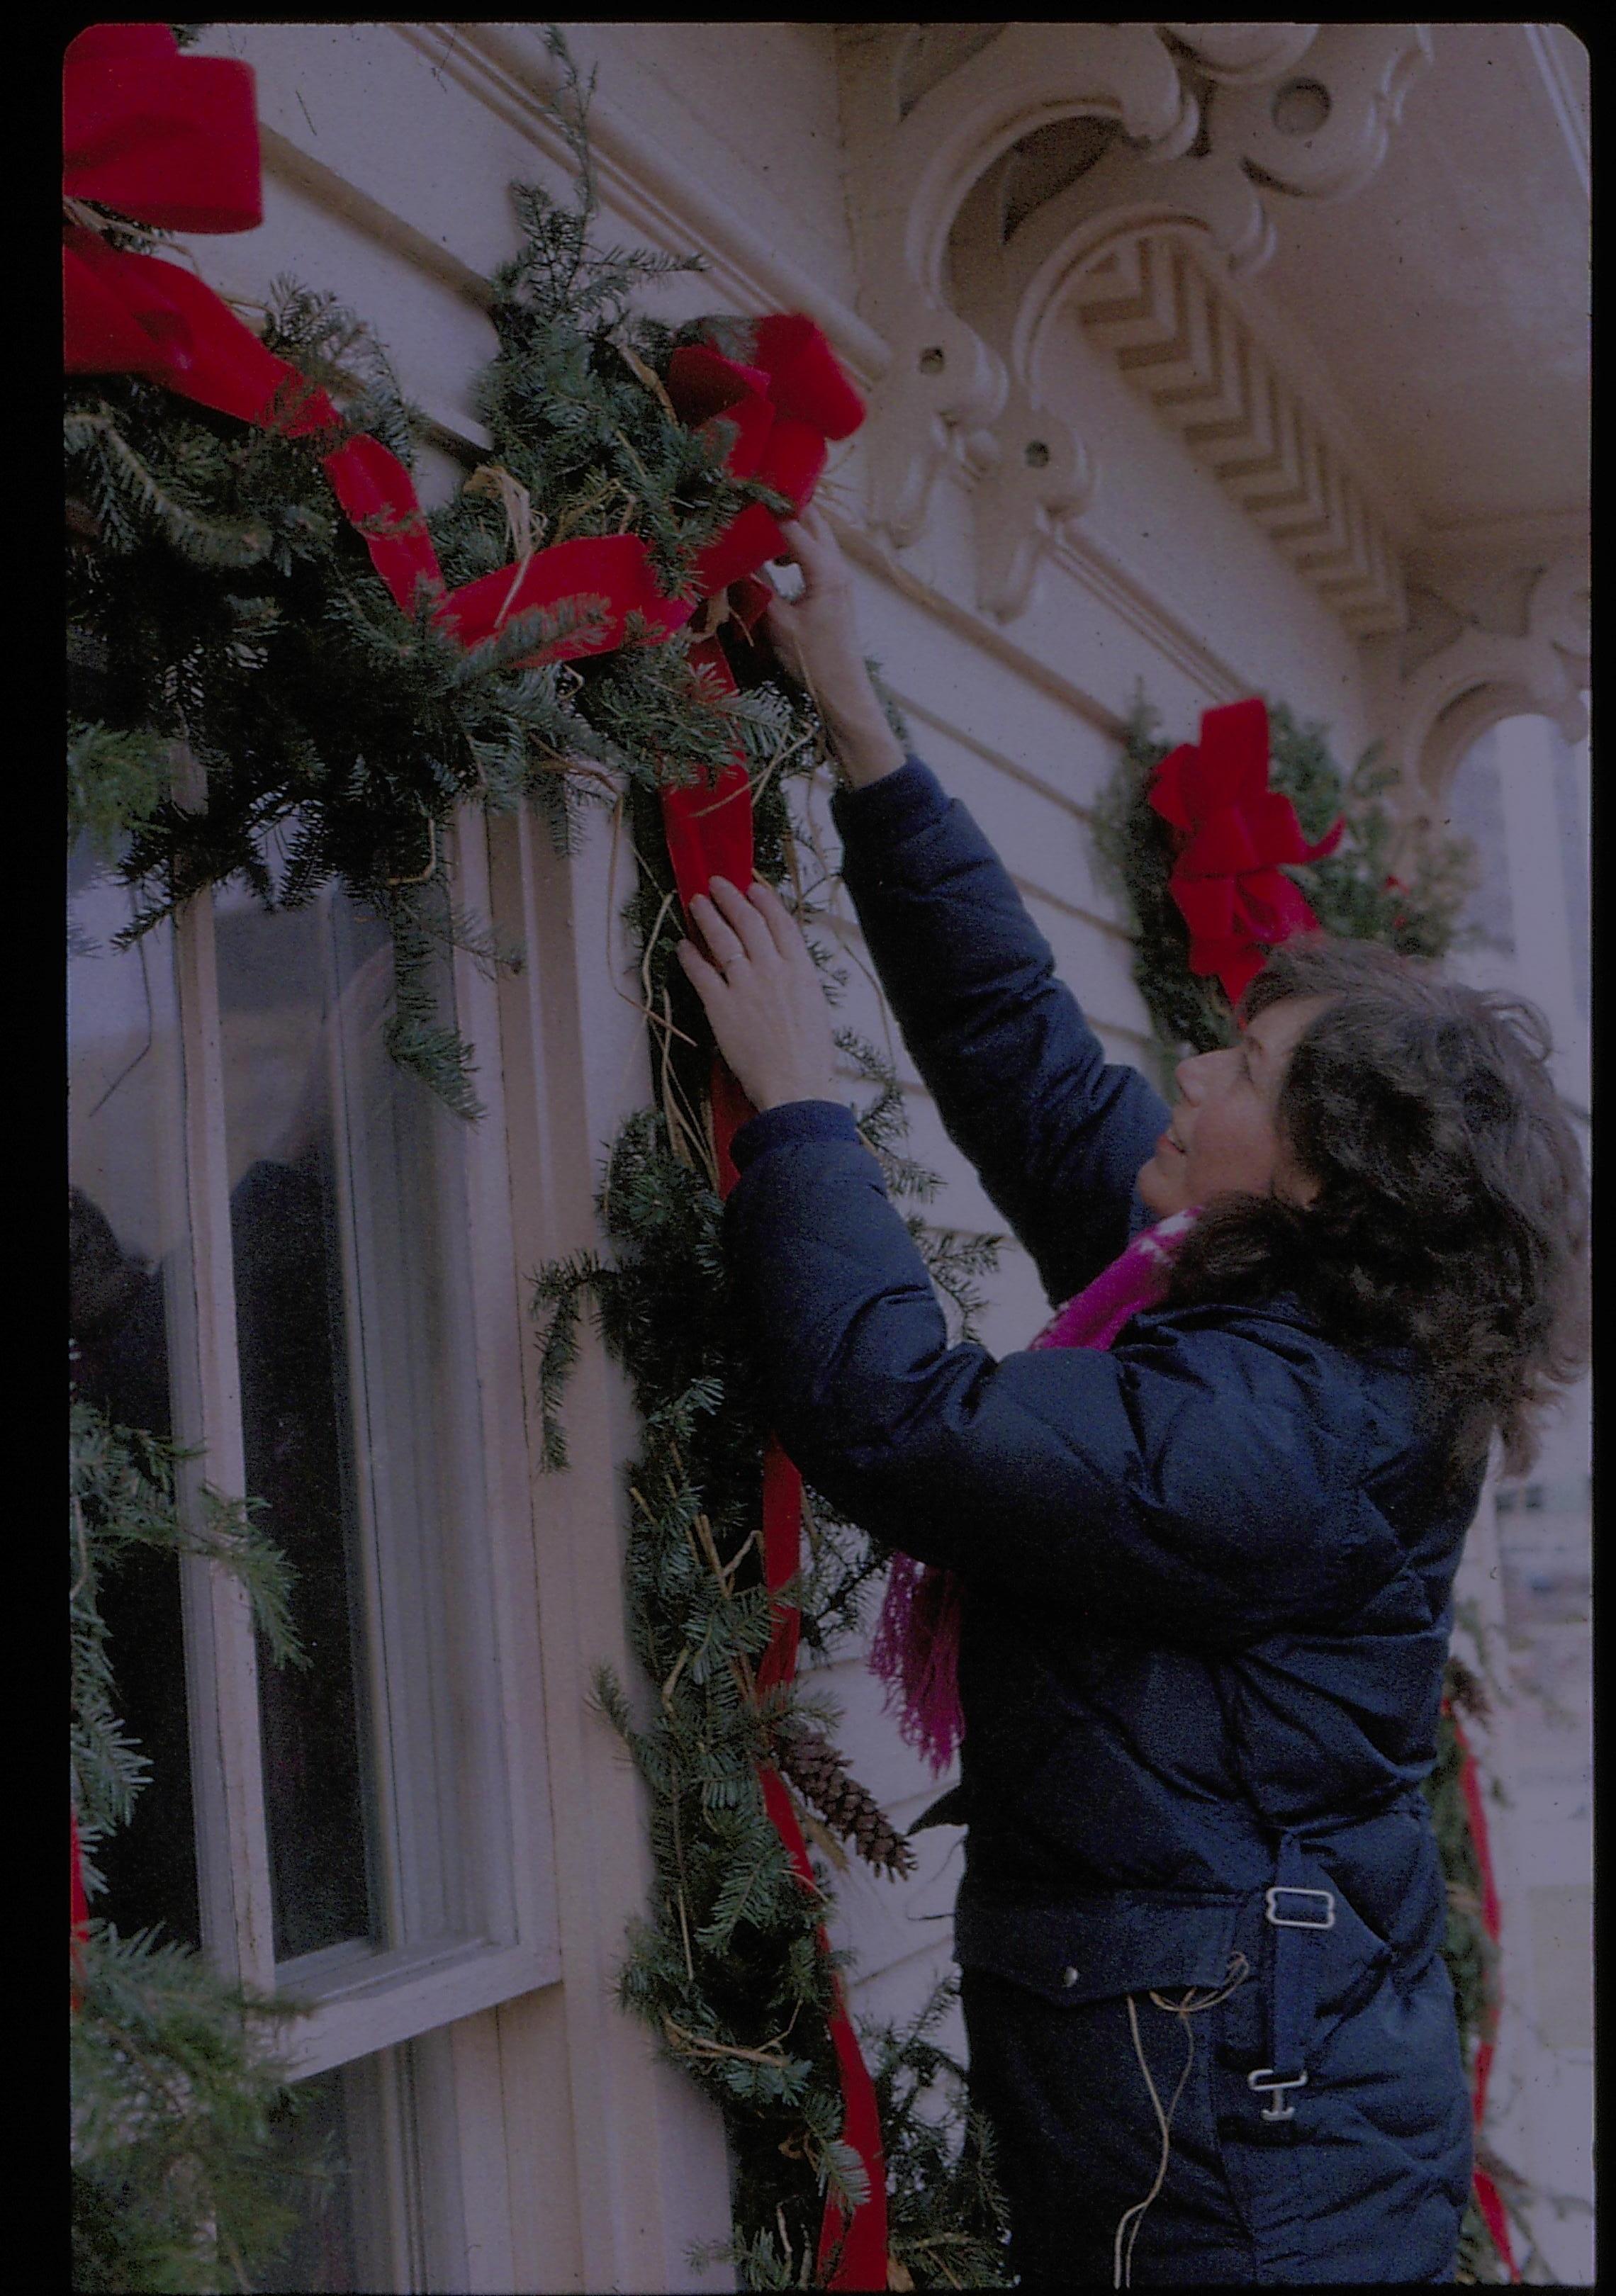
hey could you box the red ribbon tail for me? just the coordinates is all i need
[322,434,444,617]
[1473,2165,1520,2283]
[754,1769,891,2290]
[817,1968,892,2290]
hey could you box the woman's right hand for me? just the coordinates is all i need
[763,503,907,786]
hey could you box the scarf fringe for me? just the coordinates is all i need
[871,1210,1200,1779]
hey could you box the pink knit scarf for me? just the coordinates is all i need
[868,1206,1201,1776]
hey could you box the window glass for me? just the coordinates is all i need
[69,840,200,1949]
[212,876,512,1969]
[264,2061,361,2292]
[213,886,377,1961]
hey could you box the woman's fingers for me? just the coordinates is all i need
[775,507,848,597]
[687,887,746,970]
[702,876,774,964]
[675,935,722,992]
[686,876,810,977]
[744,875,809,964]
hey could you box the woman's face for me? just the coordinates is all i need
[1136,994,1328,1216]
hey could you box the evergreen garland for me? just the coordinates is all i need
[64,30,782,1119]
[532,784,1011,2287]
[1092,692,1532,2283]
[70,28,1011,2285]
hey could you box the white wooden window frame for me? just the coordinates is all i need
[162,797,560,2081]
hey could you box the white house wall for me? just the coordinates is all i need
[174,22,1583,2286]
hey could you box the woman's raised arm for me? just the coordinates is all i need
[762,509,1167,1300]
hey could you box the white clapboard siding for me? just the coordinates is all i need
[164,21,1388,2281]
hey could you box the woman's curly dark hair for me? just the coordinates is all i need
[1160,935,1590,1489]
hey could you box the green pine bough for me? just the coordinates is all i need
[1094,693,1532,2284]
[69,1394,318,2293]
[66,35,782,1120]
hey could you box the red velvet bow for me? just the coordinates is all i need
[64,25,444,613]
[1147,697,1344,1005]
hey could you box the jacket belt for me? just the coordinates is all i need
[1247,1830,1337,2122]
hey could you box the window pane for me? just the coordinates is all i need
[213,876,512,1969]
[264,2063,361,2293]
[213,886,378,1961]
[264,2037,456,2293]
[69,842,201,1949]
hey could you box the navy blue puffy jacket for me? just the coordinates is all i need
[725,758,1478,2059]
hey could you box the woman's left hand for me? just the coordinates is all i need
[675,876,839,1113]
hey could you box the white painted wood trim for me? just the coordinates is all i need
[488,800,736,2293]
[444,803,565,1980]
[832,500,1251,724]
[278,1937,552,2082]
[172,890,279,1996]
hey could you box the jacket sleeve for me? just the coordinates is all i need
[831,757,1169,1303]
[726,1113,1410,1652]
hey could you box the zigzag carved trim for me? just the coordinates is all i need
[1072,234,1406,638]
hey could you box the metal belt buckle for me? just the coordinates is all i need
[1247,2066,1308,2121]
[1264,1885,1335,1930]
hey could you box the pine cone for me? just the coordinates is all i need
[777,1726,916,1879]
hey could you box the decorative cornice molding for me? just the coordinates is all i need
[1159,25,1321,86]
[1069,232,1406,638]
[839,22,1430,629]
[838,23,1197,546]
[1191,22,1431,203]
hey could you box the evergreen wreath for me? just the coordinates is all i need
[1090,691,1475,1077]
[1092,694,1532,2284]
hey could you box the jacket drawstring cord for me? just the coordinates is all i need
[1113,1952,1251,2289]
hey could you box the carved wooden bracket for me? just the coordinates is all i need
[1362,551,1590,821]
[839,22,1431,626]
[838,23,1196,548]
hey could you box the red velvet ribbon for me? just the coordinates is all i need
[1147,697,1344,1006]
[662,632,890,2291]
[1447,1704,1520,2281]
[656,322,882,2283]
[65,28,887,2277]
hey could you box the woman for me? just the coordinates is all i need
[675,507,1588,2285]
